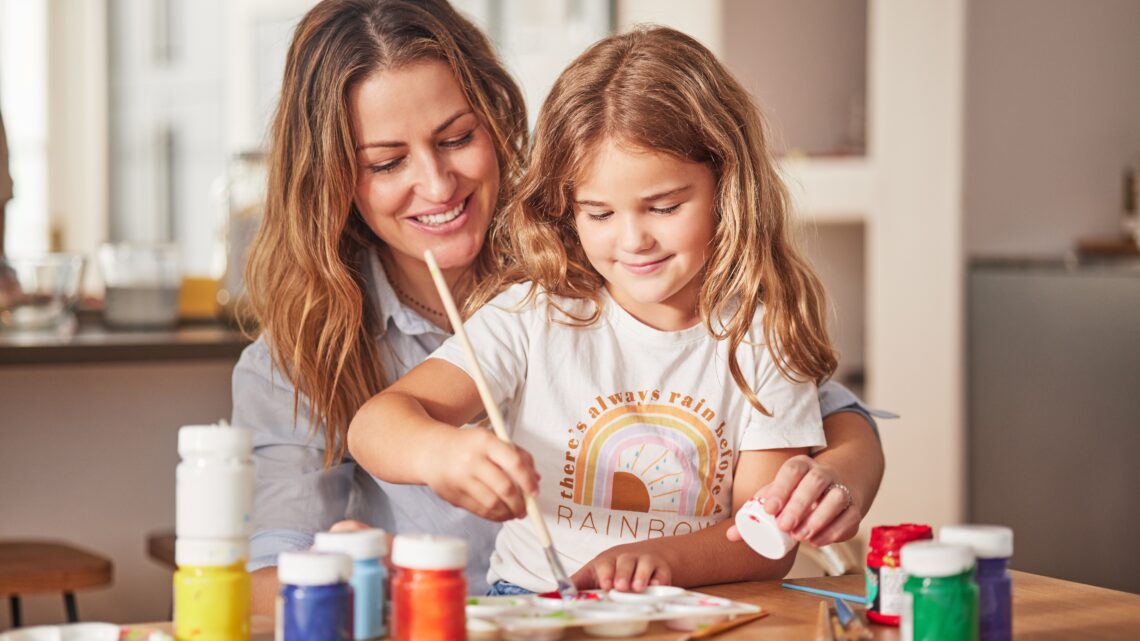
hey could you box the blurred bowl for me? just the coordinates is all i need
[98,243,181,329]
[0,253,86,331]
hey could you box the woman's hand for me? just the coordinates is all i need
[328,520,371,532]
[422,427,540,522]
[726,455,861,547]
[572,546,672,593]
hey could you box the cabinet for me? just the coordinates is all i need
[969,261,1140,593]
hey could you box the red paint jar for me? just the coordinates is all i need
[865,523,932,625]
[391,535,467,641]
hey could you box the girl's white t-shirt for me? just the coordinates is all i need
[430,283,825,592]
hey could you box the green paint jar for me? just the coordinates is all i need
[900,541,978,641]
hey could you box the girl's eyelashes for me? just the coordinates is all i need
[650,203,681,214]
[586,211,613,221]
[366,130,476,174]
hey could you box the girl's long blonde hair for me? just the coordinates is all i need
[476,26,836,414]
[245,0,527,465]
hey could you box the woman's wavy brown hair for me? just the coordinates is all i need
[476,26,836,415]
[245,0,527,465]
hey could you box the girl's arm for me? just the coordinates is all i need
[731,410,885,547]
[347,359,540,522]
[572,448,804,592]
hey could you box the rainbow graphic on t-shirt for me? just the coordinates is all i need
[572,404,720,517]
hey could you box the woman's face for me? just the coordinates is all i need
[350,60,500,272]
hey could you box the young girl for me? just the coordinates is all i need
[348,26,839,594]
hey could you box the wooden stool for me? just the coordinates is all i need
[145,531,176,571]
[0,541,113,628]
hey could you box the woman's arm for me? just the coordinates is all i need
[233,340,357,616]
[728,409,884,548]
[572,449,804,591]
[347,358,540,522]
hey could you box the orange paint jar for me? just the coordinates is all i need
[391,535,467,641]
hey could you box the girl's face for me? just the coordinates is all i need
[572,138,717,331]
[350,60,500,273]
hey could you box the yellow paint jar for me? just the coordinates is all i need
[174,539,251,641]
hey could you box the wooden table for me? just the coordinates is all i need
[148,571,1140,640]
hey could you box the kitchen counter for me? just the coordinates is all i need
[0,314,251,366]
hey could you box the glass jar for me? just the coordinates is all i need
[173,539,251,641]
[214,150,266,323]
[900,541,979,641]
[866,523,933,625]
[391,535,467,641]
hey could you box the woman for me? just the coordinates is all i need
[233,0,885,613]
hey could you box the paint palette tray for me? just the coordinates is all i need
[466,587,763,640]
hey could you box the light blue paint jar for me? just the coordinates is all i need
[314,528,389,639]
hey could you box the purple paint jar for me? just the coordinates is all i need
[940,525,1013,641]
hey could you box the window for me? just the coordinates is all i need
[0,0,49,255]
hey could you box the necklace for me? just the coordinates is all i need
[378,250,451,328]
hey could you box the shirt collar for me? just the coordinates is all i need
[364,248,450,340]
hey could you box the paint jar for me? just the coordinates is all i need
[277,551,354,641]
[900,541,978,641]
[866,523,933,625]
[313,528,389,640]
[176,425,253,539]
[940,525,1013,641]
[173,539,251,641]
[391,534,467,641]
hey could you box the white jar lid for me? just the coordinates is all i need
[391,534,466,570]
[733,499,795,559]
[176,538,248,567]
[313,529,388,560]
[901,541,975,577]
[939,525,1013,559]
[178,425,252,457]
[278,551,353,586]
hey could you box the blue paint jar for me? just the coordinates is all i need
[941,526,1013,641]
[276,551,354,641]
[314,529,389,640]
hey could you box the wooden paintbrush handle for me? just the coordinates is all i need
[679,611,768,640]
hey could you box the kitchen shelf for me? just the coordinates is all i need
[778,155,875,224]
[0,318,250,366]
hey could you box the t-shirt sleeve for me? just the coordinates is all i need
[739,346,826,451]
[427,285,531,413]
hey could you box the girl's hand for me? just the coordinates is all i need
[423,427,540,522]
[726,455,860,547]
[572,547,673,593]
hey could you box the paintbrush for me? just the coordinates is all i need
[423,250,577,599]
[834,598,873,640]
[676,611,768,640]
[814,601,834,641]
[829,608,846,641]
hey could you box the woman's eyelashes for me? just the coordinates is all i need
[366,130,476,174]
